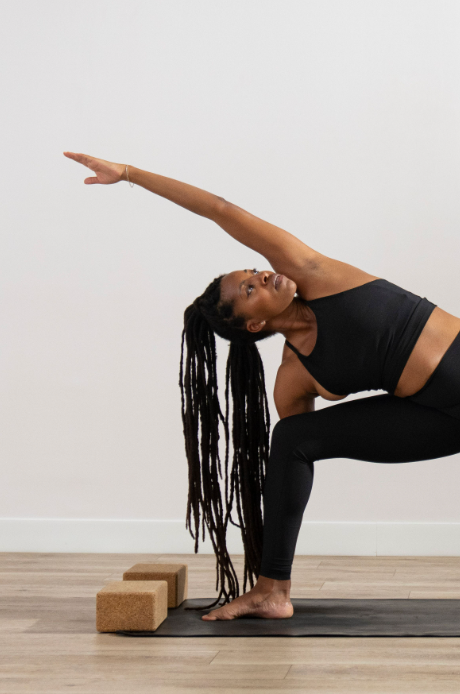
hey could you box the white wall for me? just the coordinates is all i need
[2,0,460,552]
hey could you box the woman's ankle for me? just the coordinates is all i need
[255,574,291,596]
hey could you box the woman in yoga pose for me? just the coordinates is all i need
[65,152,460,622]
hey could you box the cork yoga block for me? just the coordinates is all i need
[96,580,168,633]
[123,563,188,608]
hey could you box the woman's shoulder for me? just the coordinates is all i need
[273,355,318,418]
[275,349,318,394]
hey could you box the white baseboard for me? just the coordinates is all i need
[1,518,460,556]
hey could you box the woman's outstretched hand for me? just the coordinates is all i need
[63,152,126,185]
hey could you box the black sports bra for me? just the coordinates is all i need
[284,278,437,396]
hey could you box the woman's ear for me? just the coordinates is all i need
[247,320,266,333]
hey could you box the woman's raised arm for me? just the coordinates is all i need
[64,152,320,273]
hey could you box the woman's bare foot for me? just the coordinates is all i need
[201,576,293,621]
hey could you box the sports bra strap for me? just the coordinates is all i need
[285,339,302,357]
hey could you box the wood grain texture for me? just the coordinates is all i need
[1,552,460,693]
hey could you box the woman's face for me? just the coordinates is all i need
[219,268,297,333]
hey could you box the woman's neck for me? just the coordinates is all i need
[265,296,315,340]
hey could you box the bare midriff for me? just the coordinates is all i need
[392,306,460,398]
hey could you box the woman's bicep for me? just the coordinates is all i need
[213,200,323,276]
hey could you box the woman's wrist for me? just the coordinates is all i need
[121,164,130,183]
[125,165,142,185]
[123,165,135,187]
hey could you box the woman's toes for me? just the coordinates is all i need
[201,606,232,620]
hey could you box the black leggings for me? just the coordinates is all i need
[259,331,460,581]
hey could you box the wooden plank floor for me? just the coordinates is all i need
[2,552,460,693]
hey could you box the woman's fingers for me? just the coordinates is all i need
[64,151,124,184]
[64,151,97,170]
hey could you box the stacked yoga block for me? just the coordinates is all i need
[96,563,188,632]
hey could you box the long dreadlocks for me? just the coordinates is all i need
[179,272,276,610]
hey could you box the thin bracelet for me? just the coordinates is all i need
[125,164,134,188]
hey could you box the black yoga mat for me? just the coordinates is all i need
[117,598,460,637]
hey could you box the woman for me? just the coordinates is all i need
[65,152,460,622]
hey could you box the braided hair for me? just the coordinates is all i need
[179,272,276,610]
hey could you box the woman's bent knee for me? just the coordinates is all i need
[270,411,319,460]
